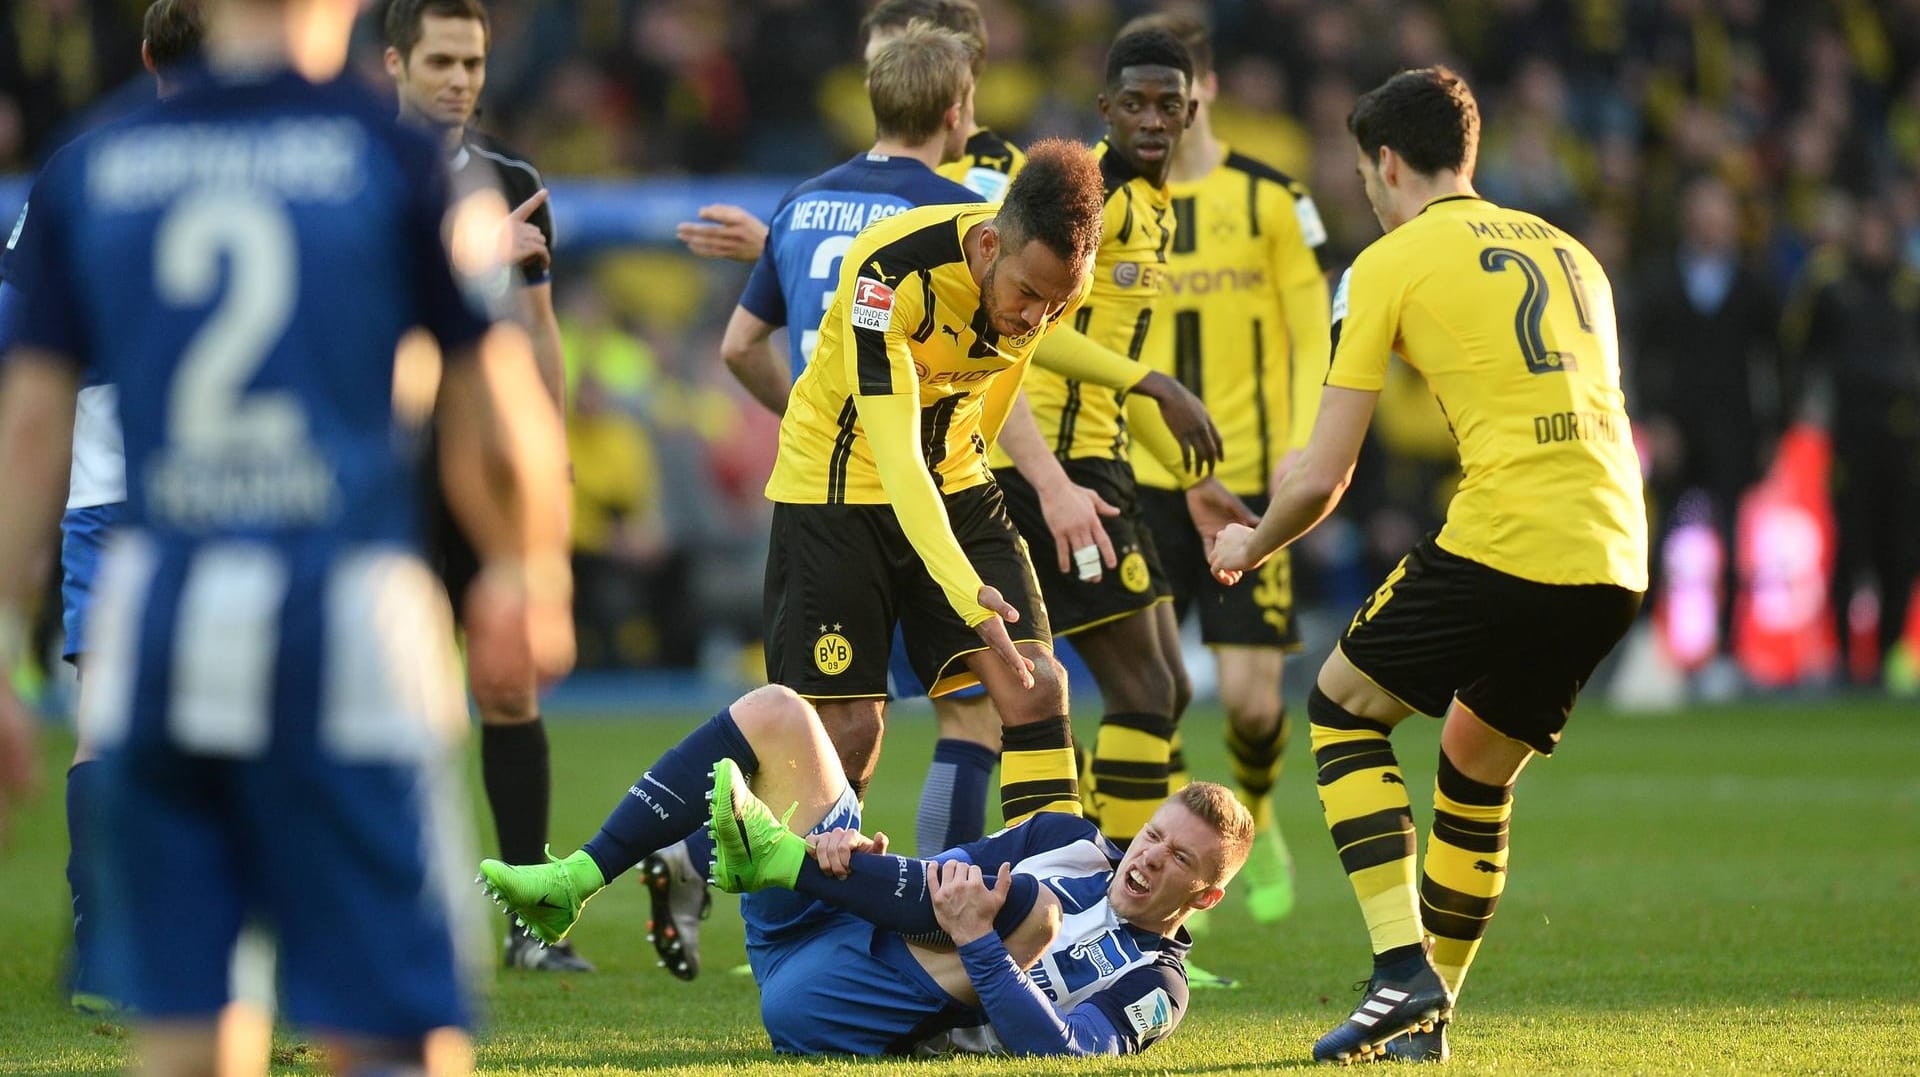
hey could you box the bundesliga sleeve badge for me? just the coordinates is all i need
[851,276,895,332]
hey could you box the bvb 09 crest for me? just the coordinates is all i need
[814,628,853,675]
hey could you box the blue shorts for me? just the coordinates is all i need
[88,741,479,1037]
[887,625,987,702]
[745,787,962,1054]
[60,503,121,662]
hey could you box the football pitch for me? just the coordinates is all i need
[2,698,1915,1074]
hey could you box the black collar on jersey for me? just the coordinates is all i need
[1419,193,1486,214]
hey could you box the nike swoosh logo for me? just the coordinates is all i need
[733,813,753,864]
[536,897,569,910]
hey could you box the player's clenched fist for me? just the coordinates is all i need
[929,859,1014,945]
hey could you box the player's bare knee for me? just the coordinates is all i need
[1020,648,1069,716]
[471,677,538,724]
[1169,662,1194,721]
[728,684,818,739]
[1003,886,1063,969]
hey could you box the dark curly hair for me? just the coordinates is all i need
[1104,26,1193,89]
[995,138,1104,265]
[1348,66,1481,176]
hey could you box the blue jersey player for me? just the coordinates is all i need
[480,684,1252,1057]
[0,0,205,1014]
[0,0,574,1072]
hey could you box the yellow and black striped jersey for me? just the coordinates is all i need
[1002,140,1172,465]
[938,127,1025,202]
[1133,146,1331,496]
[1327,194,1647,589]
[768,201,1087,506]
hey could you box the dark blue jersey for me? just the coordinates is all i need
[12,67,488,552]
[738,152,979,377]
[10,66,491,754]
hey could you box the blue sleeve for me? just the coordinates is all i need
[935,812,1103,869]
[957,935,1129,1056]
[401,137,491,361]
[9,163,87,366]
[0,279,24,358]
[737,218,787,327]
[1078,960,1189,1054]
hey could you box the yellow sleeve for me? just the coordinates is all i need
[843,270,989,625]
[1272,190,1332,450]
[1125,392,1201,489]
[856,394,989,625]
[1324,252,1398,392]
[1031,327,1150,392]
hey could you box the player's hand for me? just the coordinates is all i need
[466,558,577,697]
[675,204,770,263]
[973,586,1034,690]
[1209,521,1272,579]
[806,827,889,878]
[928,859,1012,946]
[0,683,39,845]
[1136,371,1224,475]
[1036,478,1120,580]
[500,189,551,272]
[1187,477,1257,585]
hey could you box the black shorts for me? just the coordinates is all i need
[1138,485,1302,650]
[420,443,478,622]
[1339,534,1643,755]
[763,483,1050,700]
[992,458,1169,638]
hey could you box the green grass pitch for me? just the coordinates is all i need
[2,699,1915,1073]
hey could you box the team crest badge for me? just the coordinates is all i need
[1120,551,1151,593]
[814,627,853,675]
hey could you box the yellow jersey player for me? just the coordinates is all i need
[763,141,1214,831]
[993,27,1249,852]
[1211,68,1647,1064]
[1118,11,1331,927]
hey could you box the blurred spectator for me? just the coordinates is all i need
[1633,175,1782,637]
[1782,196,1920,678]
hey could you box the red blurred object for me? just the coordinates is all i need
[1731,424,1838,687]
[1654,490,1723,672]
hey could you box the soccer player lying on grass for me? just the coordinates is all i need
[479,685,1253,1056]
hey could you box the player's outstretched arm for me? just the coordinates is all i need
[1033,328,1222,473]
[0,349,79,834]
[438,325,576,685]
[676,204,769,263]
[719,305,791,415]
[1211,385,1376,576]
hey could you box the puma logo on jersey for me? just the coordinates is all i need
[865,261,901,285]
[940,324,962,343]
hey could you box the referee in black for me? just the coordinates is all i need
[382,0,582,972]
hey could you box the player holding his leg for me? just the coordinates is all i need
[0,0,574,1072]
[1119,10,1334,926]
[1210,67,1647,1063]
[382,0,584,971]
[479,684,1252,1057]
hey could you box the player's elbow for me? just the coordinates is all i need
[1296,462,1353,508]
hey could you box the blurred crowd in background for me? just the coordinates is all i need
[4,0,1918,694]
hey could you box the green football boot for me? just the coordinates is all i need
[477,848,605,946]
[1241,826,1296,923]
[707,758,807,894]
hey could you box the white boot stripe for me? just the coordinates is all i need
[1362,999,1394,1014]
[1377,987,1410,1001]
[1353,1012,1380,1027]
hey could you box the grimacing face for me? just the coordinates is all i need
[388,14,487,131]
[979,230,1085,339]
[1107,801,1226,927]
[1099,65,1194,185]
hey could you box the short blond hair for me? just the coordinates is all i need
[867,19,974,145]
[1176,781,1255,885]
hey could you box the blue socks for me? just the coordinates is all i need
[65,760,105,999]
[916,739,998,855]
[581,708,757,883]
